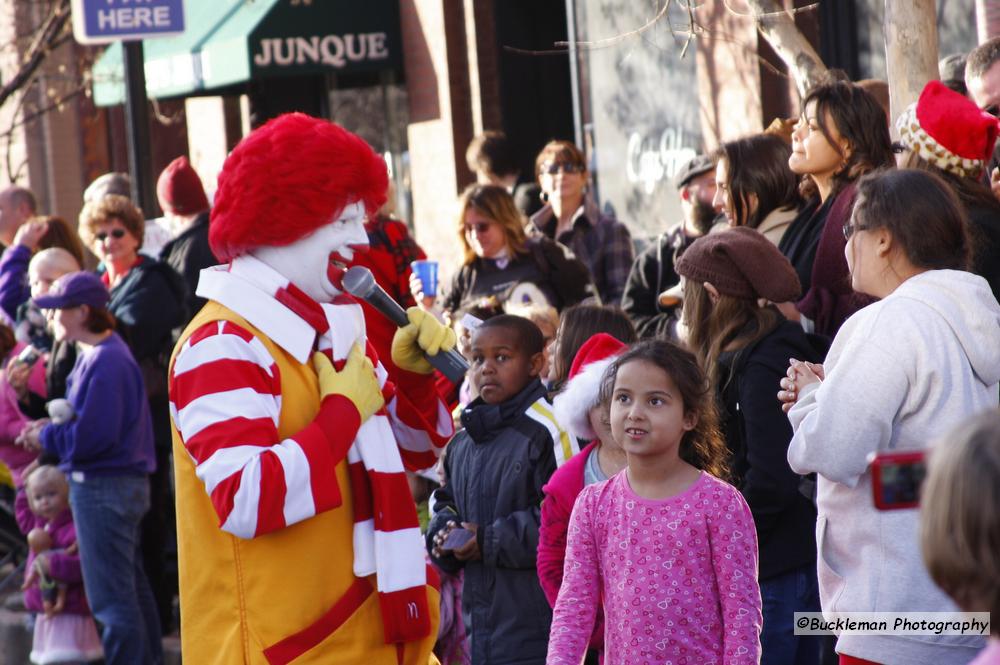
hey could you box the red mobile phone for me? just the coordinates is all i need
[870,450,926,510]
[441,527,474,551]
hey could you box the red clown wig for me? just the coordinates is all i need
[209,113,388,261]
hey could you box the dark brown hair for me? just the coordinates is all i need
[599,340,729,481]
[455,184,529,265]
[716,133,801,229]
[797,80,895,200]
[466,131,518,179]
[683,280,782,389]
[0,324,16,362]
[82,305,116,334]
[852,169,970,271]
[966,36,1000,83]
[34,216,86,268]
[534,140,587,181]
[550,305,636,389]
[900,151,1000,216]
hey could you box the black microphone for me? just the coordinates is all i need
[342,266,468,384]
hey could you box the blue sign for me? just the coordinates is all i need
[71,0,185,44]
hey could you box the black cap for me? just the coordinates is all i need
[673,154,715,190]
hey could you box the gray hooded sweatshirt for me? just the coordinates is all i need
[788,270,1000,665]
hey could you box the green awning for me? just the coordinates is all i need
[92,0,402,107]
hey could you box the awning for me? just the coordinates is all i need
[92,0,403,107]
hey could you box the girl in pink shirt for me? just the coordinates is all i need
[547,340,762,664]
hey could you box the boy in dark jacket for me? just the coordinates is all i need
[427,315,560,665]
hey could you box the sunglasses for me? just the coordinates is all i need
[842,221,870,240]
[95,229,127,242]
[464,221,493,235]
[539,161,585,176]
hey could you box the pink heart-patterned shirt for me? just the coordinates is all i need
[547,469,762,664]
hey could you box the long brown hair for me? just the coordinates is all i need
[34,216,86,268]
[682,280,781,389]
[550,305,636,390]
[716,133,801,228]
[455,184,529,265]
[797,80,895,200]
[600,340,729,481]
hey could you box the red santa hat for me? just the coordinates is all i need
[552,333,628,441]
[209,113,388,261]
[896,80,1000,178]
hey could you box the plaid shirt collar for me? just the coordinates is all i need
[530,196,600,240]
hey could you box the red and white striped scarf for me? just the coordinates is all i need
[276,282,431,644]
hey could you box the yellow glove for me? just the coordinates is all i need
[312,345,384,422]
[391,307,457,374]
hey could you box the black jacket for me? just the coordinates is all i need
[778,197,825,297]
[717,319,827,580]
[107,256,186,450]
[159,211,217,326]
[427,379,557,665]
[967,203,1000,302]
[442,236,595,315]
[620,225,695,339]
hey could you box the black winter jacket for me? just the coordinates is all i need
[442,236,596,316]
[620,225,696,339]
[159,211,217,327]
[427,379,557,665]
[717,318,827,581]
[107,256,186,450]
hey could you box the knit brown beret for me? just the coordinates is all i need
[675,227,801,302]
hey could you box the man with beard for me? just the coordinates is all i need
[621,154,721,339]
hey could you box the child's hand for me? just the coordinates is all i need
[16,419,48,452]
[432,520,457,559]
[5,357,31,399]
[452,522,480,562]
[21,564,37,591]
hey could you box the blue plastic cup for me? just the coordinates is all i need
[411,260,439,298]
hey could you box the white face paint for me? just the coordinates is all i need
[251,201,369,302]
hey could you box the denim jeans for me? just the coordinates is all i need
[70,473,163,665]
[761,563,822,665]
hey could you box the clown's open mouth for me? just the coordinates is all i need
[328,251,351,288]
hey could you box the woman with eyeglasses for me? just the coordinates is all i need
[414,184,595,322]
[896,80,1000,302]
[77,194,185,635]
[779,79,894,339]
[528,141,634,305]
[780,169,1000,665]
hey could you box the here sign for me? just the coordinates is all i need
[71,0,185,44]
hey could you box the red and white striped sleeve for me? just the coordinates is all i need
[384,368,454,471]
[169,320,358,539]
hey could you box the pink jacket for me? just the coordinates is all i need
[14,488,89,615]
[538,441,603,652]
[0,342,45,484]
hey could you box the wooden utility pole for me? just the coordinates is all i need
[884,0,938,133]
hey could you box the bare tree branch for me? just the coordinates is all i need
[0,0,72,110]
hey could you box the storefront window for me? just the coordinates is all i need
[327,71,412,224]
[572,1,702,243]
